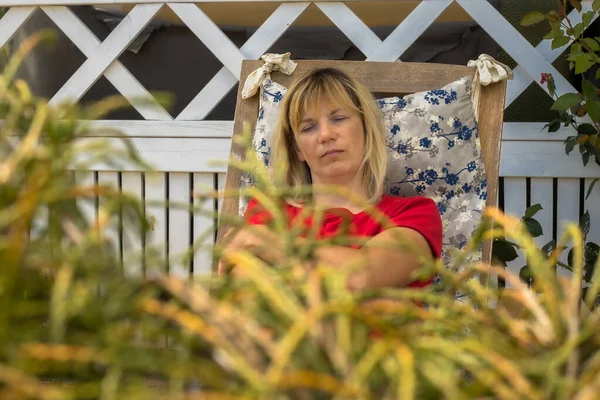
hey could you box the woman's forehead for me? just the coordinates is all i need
[300,97,353,118]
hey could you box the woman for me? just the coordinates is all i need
[219,68,442,291]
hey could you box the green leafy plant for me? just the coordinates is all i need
[2,32,600,400]
[521,0,600,167]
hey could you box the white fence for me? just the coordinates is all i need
[2,0,600,278]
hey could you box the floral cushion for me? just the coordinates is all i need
[242,75,486,273]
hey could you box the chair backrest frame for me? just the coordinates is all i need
[217,59,507,271]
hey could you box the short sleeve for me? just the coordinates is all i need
[243,197,273,225]
[383,196,443,259]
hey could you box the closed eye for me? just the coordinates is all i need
[300,124,315,133]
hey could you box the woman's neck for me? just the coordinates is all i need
[311,175,368,213]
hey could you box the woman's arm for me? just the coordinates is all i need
[313,227,434,291]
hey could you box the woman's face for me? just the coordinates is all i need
[294,100,366,186]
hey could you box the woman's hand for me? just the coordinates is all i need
[217,225,284,275]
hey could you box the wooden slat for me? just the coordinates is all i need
[530,178,554,249]
[456,0,577,99]
[502,178,527,286]
[42,6,171,120]
[75,137,231,172]
[168,172,191,278]
[74,170,97,230]
[79,120,234,138]
[129,1,474,27]
[502,122,575,142]
[49,4,162,105]
[316,2,381,57]
[192,173,215,276]
[501,141,600,178]
[366,0,452,61]
[168,4,245,77]
[0,6,36,48]
[176,2,308,120]
[121,171,144,278]
[556,179,580,277]
[97,171,121,262]
[584,178,600,246]
[144,172,167,273]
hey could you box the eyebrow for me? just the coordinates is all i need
[300,108,342,124]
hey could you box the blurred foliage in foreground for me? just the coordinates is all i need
[1,33,600,400]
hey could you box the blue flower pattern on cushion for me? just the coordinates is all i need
[246,75,486,301]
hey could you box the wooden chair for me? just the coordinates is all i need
[216,60,507,273]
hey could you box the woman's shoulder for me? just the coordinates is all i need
[377,194,437,211]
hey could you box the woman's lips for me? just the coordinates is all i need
[322,150,343,158]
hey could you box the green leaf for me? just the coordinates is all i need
[552,93,582,111]
[583,11,596,27]
[565,136,577,154]
[577,123,598,135]
[547,119,562,132]
[581,210,591,237]
[542,240,556,254]
[587,100,600,121]
[594,0,600,11]
[583,80,598,100]
[573,23,585,39]
[570,0,583,13]
[519,265,534,286]
[492,239,519,264]
[586,178,599,199]
[524,218,543,238]
[576,54,596,74]
[552,36,571,50]
[583,151,591,166]
[583,37,600,52]
[520,11,546,26]
[524,204,543,219]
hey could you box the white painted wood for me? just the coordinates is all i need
[193,173,215,276]
[49,4,162,105]
[556,179,580,276]
[503,122,575,142]
[97,171,121,261]
[42,6,171,120]
[168,172,191,278]
[0,0,435,4]
[503,178,527,286]
[144,172,167,273]
[506,2,596,107]
[367,0,453,62]
[176,2,308,120]
[0,6,36,49]
[168,4,244,77]
[74,137,231,173]
[316,2,381,57]
[500,141,600,178]
[584,178,600,246]
[81,120,234,138]
[217,172,227,215]
[530,178,554,249]
[456,0,577,99]
[74,170,97,230]
[120,171,144,277]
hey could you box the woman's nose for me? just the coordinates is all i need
[318,121,336,142]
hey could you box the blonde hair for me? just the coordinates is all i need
[270,68,388,204]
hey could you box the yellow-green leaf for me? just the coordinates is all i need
[520,11,546,26]
[593,0,600,11]
[583,37,600,52]
[575,55,596,74]
[551,93,582,111]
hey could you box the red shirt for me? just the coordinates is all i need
[244,195,442,288]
